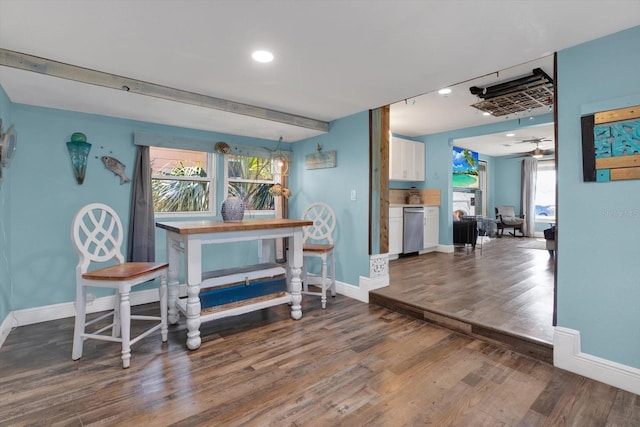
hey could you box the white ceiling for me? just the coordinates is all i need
[453,122,555,157]
[390,55,556,156]
[0,1,639,146]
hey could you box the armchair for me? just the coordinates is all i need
[495,205,524,237]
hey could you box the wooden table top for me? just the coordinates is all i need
[156,218,313,235]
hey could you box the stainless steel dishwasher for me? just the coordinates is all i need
[403,207,424,254]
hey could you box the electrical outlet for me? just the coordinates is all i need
[86,293,95,305]
[350,189,357,201]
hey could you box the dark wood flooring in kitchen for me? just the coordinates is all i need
[370,235,555,363]
[3,293,640,426]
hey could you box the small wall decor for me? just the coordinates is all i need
[101,156,131,184]
[581,105,640,182]
[305,144,336,170]
[66,132,91,184]
[269,183,291,199]
[214,141,231,154]
[0,119,17,169]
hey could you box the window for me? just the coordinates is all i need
[534,160,556,222]
[150,147,215,215]
[226,154,277,213]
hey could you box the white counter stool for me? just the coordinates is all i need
[300,202,336,309]
[71,203,168,368]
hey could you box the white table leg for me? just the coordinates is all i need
[185,237,202,350]
[120,289,131,369]
[166,233,180,325]
[159,273,168,342]
[289,229,303,320]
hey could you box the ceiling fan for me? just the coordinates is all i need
[509,137,554,158]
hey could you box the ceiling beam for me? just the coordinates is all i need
[0,48,329,134]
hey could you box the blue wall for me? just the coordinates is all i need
[0,85,13,325]
[494,156,522,210]
[1,98,370,316]
[289,111,370,286]
[556,25,640,368]
[5,102,290,311]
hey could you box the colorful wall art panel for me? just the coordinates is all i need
[581,105,640,182]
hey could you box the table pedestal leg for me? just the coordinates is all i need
[166,234,180,325]
[186,283,201,350]
[289,266,302,320]
[184,238,202,350]
[289,229,303,320]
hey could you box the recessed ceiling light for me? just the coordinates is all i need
[483,112,491,116]
[252,50,274,63]
[438,88,452,95]
[506,133,515,137]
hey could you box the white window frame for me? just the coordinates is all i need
[224,154,279,217]
[151,148,217,218]
[478,160,488,217]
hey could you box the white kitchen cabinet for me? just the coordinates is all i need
[423,206,439,250]
[389,137,425,181]
[407,141,425,181]
[389,207,403,256]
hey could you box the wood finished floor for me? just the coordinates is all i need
[371,236,555,362]
[2,294,639,426]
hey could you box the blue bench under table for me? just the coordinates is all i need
[176,262,290,319]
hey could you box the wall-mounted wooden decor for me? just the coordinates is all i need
[305,150,336,170]
[581,105,640,182]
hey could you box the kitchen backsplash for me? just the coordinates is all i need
[389,188,440,205]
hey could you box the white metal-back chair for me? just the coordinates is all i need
[71,203,168,368]
[301,202,336,309]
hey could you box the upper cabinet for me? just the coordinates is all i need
[390,137,425,181]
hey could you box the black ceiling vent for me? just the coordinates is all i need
[469,68,554,117]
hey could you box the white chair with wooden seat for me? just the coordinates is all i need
[71,203,168,368]
[300,202,336,309]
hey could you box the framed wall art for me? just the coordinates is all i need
[581,105,640,182]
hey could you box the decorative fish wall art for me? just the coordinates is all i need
[101,156,131,184]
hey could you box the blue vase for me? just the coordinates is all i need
[221,198,245,222]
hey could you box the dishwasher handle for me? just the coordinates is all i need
[404,207,425,213]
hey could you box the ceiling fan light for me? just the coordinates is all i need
[252,50,274,63]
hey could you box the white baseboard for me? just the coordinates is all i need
[0,278,370,349]
[0,312,17,348]
[438,244,454,253]
[11,288,163,328]
[303,272,367,303]
[352,274,389,303]
[554,326,640,395]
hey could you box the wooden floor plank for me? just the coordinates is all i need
[371,236,555,362]
[1,281,638,425]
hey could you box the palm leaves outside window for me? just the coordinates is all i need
[150,148,213,213]
[227,155,275,211]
